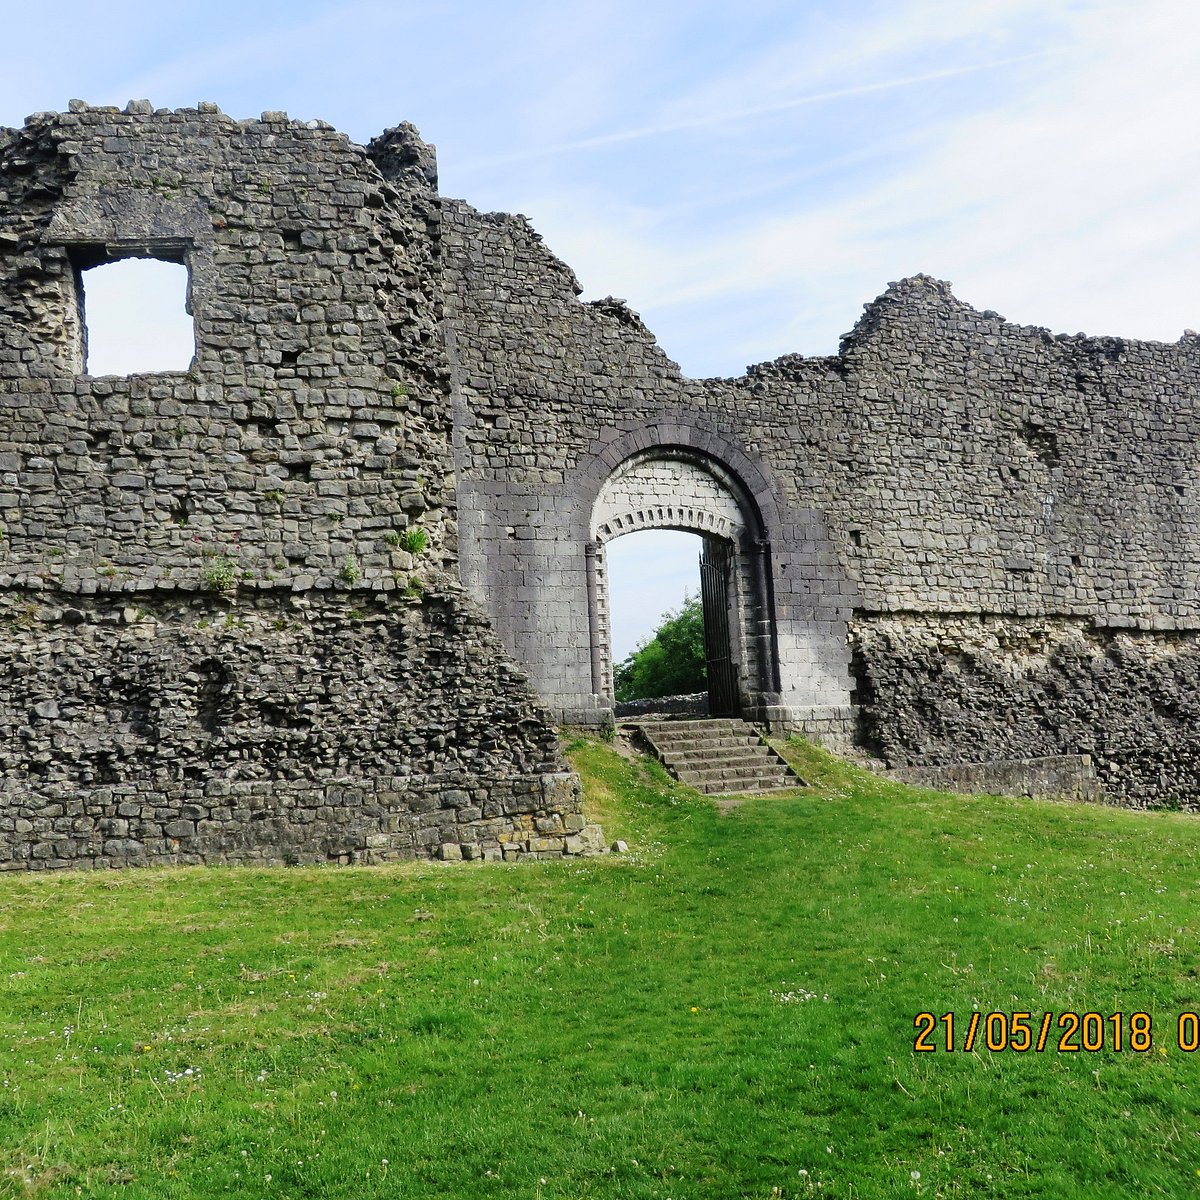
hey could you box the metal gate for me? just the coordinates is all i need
[700,537,739,717]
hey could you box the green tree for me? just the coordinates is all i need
[614,593,706,702]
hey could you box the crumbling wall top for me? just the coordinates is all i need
[0,102,454,599]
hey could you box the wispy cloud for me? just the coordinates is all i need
[509,0,1200,373]
[467,50,1060,167]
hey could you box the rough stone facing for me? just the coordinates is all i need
[889,755,1101,803]
[4,99,1200,851]
[440,208,1200,807]
[854,615,1200,807]
[0,103,590,869]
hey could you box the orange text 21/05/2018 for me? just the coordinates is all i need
[912,1011,1200,1054]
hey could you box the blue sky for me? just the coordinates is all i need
[4,0,1198,658]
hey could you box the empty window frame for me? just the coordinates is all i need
[74,247,195,376]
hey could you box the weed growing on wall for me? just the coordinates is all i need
[200,555,238,592]
[398,528,427,554]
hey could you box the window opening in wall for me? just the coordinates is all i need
[80,257,194,376]
[608,529,707,708]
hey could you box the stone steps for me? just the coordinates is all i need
[625,718,804,796]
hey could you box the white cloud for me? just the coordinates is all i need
[506,0,1200,373]
[648,8,1054,132]
[474,51,1057,166]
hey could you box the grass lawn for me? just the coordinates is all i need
[1,738,1199,1198]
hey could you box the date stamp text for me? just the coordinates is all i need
[913,1011,1200,1053]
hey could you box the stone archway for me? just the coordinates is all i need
[587,446,780,721]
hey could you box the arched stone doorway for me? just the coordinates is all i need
[454,411,855,741]
[587,447,780,722]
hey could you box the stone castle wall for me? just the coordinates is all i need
[1,103,453,586]
[442,202,856,737]
[441,203,1200,807]
[0,103,591,870]
[4,99,1199,846]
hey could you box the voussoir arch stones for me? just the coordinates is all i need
[579,419,781,544]
[573,418,856,738]
[593,450,748,545]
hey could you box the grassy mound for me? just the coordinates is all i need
[1,738,1198,1198]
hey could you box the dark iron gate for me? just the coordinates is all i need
[700,537,739,717]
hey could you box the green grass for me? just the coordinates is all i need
[2,738,1200,1198]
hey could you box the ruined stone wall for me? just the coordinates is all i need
[707,277,1200,624]
[854,615,1200,806]
[442,206,1200,807]
[701,280,1200,807]
[1,102,453,586]
[0,589,586,869]
[5,101,1199,830]
[0,104,589,869]
[442,202,856,737]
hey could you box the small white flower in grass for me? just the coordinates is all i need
[771,983,828,1004]
[911,1170,921,1181]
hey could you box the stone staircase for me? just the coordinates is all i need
[625,718,804,796]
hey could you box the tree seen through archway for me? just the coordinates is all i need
[613,593,706,701]
[607,529,706,702]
